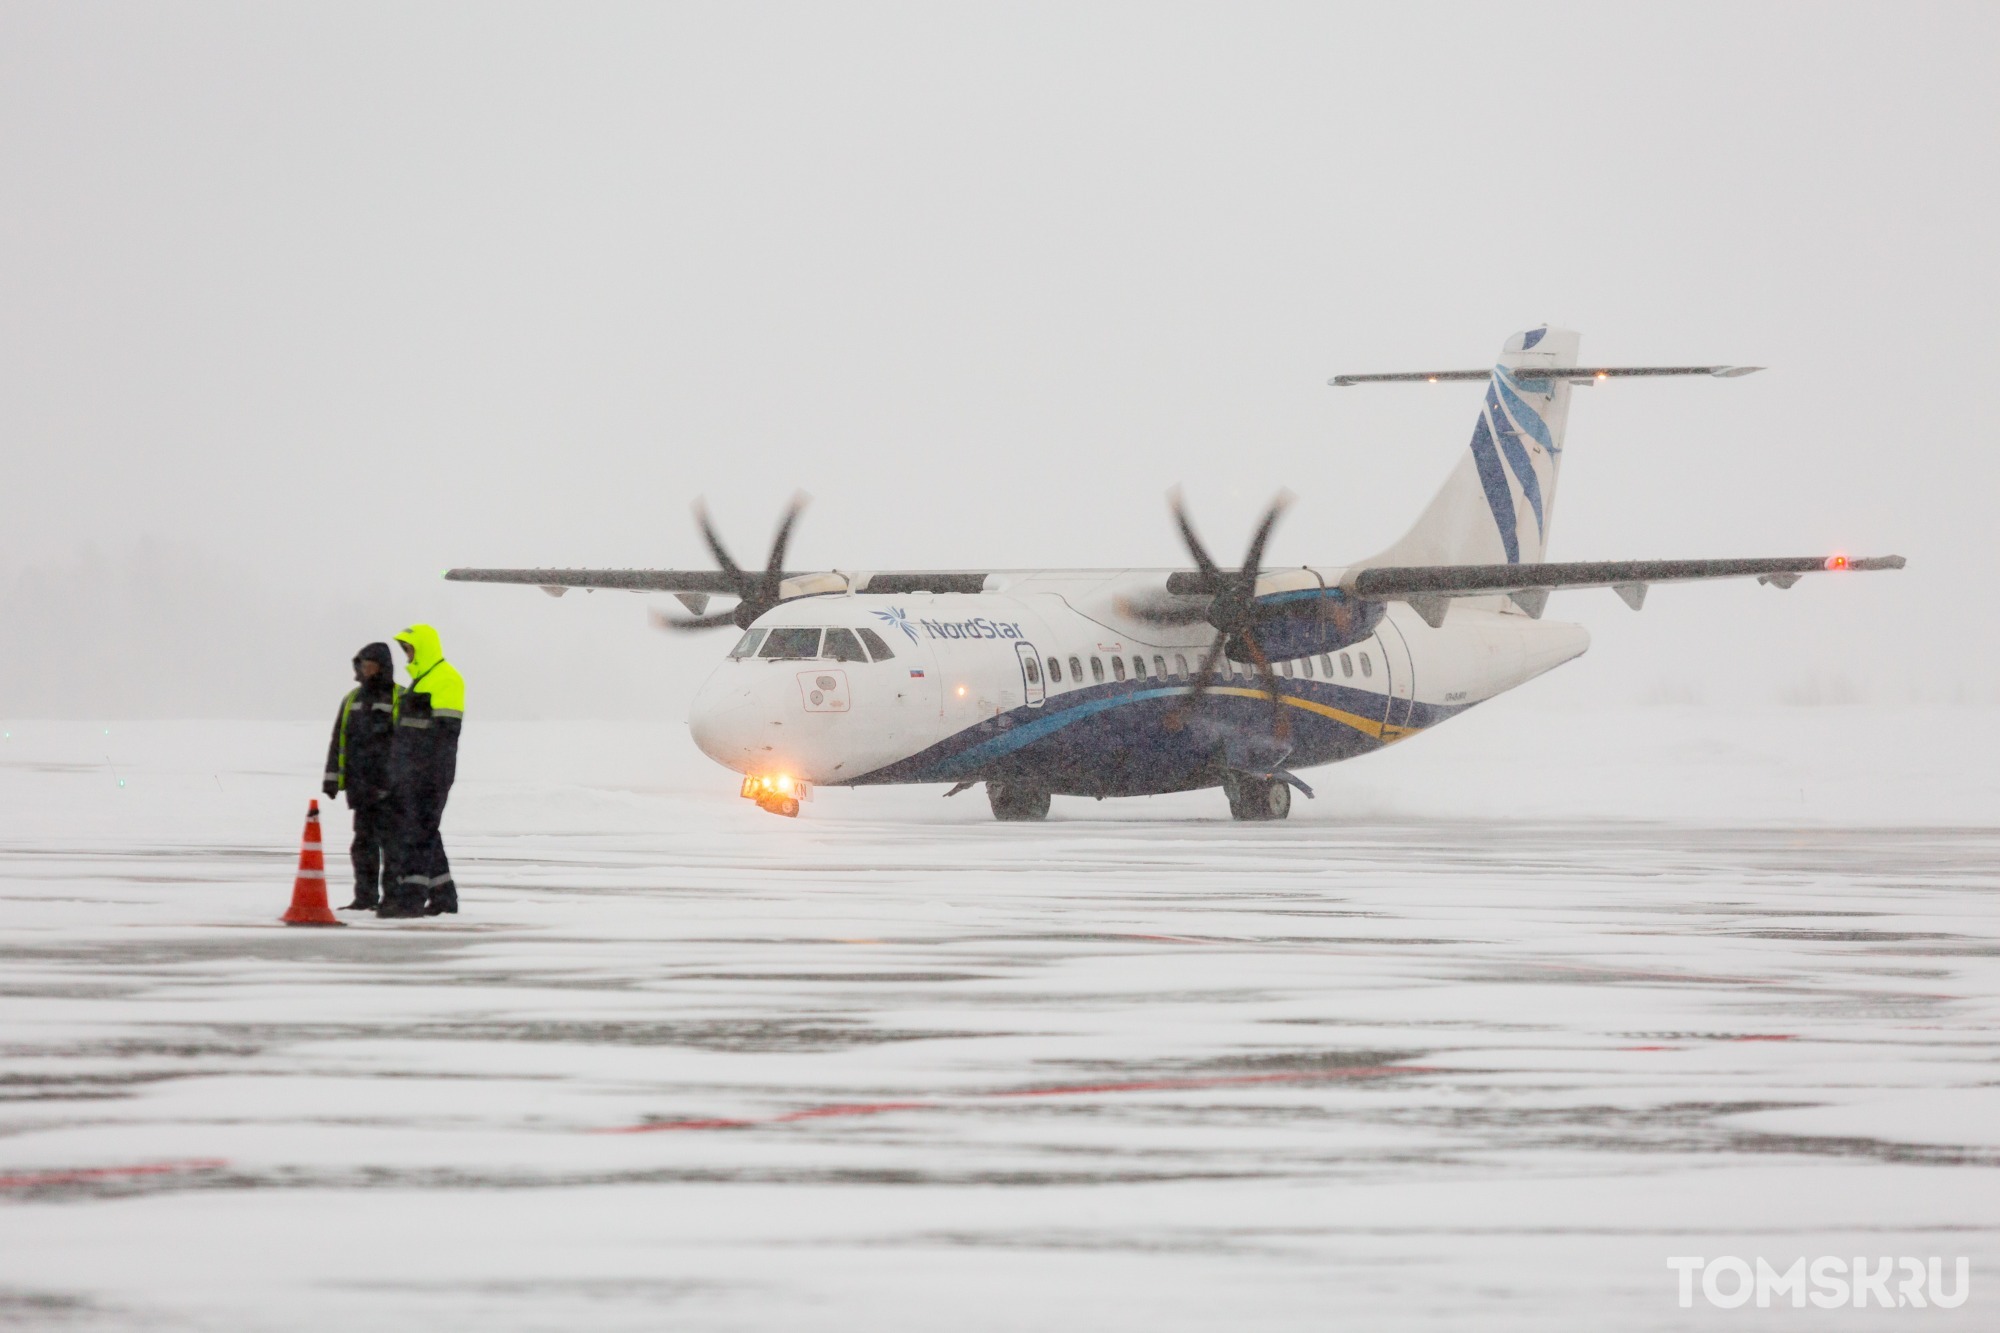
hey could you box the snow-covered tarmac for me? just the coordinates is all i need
[3,708,1996,1330]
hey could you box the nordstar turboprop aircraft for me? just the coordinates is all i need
[448,327,1904,822]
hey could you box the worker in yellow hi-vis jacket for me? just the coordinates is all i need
[378,623,466,919]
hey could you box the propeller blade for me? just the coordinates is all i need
[693,500,751,592]
[1238,490,1293,589]
[1240,631,1290,741]
[1165,633,1230,732]
[1116,591,1215,626]
[650,607,743,633]
[758,492,809,602]
[1168,488,1223,580]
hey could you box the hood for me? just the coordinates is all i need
[394,624,445,679]
[353,641,395,686]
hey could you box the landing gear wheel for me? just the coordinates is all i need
[776,797,801,818]
[986,781,1051,822]
[1225,775,1291,822]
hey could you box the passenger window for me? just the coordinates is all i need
[1340,652,1353,678]
[1278,660,1293,678]
[1318,653,1333,677]
[1360,651,1373,678]
[1047,656,1062,684]
[856,627,895,661]
[1300,656,1314,679]
[1112,657,1127,681]
[1153,655,1167,679]
[1024,656,1041,685]
[1090,657,1104,683]
[822,628,867,663]
[729,629,768,659]
[1174,654,1189,678]
[758,627,822,660]
[1070,656,1084,682]
[1130,656,1145,679]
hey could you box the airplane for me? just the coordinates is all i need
[447,327,1904,822]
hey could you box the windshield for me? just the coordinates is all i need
[728,629,767,659]
[822,628,867,662]
[758,627,823,660]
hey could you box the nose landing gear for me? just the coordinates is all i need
[740,774,807,818]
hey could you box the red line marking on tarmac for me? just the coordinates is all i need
[1619,1045,1679,1052]
[1726,1034,1796,1042]
[600,1065,1432,1135]
[0,1158,228,1189]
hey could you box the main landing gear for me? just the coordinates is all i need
[986,780,1052,822]
[1225,773,1292,822]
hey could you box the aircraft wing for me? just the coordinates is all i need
[445,568,747,594]
[1344,553,1906,626]
[442,565,995,614]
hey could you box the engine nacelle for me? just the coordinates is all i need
[1230,589,1384,662]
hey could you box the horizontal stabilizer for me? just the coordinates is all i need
[1329,365,1762,387]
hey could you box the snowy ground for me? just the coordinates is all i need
[2,707,1996,1330]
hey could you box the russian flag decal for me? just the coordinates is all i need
[909,668,926,678]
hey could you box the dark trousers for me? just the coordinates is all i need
[387,780,456,911]
[349,800,394,907]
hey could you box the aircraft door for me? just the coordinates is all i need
[1376,618,1416,731]
[1015,641,1046,708]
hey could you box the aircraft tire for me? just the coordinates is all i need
[986,781,1051,822]
[1227,776,1291,822]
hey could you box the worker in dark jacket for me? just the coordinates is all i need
[322,643,404,911]
[379,623,466,918]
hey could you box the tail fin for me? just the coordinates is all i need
[1367,326,1579,568]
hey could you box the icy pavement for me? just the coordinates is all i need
[1,711,1997,1330]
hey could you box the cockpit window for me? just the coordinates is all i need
[856,627,894,661]
[758,627,822,660]
[823,628,867,662]
[729,629,768,659]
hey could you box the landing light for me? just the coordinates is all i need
[956,685,967,696]
[1595,371,1608,382]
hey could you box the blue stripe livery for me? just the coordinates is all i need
[1485,385,1545,538]
[1466,413,1521,564]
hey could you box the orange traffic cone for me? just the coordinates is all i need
[281,799,345,927]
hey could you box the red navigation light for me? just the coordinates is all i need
[1825,554,1849,570]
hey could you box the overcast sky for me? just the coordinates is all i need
[3,2,1994,719]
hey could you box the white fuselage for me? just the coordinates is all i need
[688,570,1587,797]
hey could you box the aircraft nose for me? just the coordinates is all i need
[688,669,765,772]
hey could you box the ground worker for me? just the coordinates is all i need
[379,623,465,918]
[321,643,403,911]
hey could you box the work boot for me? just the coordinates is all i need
[340,895,379,911]
[424,887,459,916]
[375,896,426,919]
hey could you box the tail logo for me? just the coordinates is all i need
[1469,366,1559,563]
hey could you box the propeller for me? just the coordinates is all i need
[655,494,809,632]
[1122,489,1294,739]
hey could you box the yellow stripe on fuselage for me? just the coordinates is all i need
[1204,686,1420,744]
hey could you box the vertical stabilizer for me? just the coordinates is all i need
[1367,326,1579,570]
